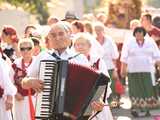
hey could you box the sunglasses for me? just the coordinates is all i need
[20,47,32,51]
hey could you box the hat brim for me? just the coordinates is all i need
[61,18,79,21]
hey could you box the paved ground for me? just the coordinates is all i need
[111,87,160,120]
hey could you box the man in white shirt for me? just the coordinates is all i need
[94,23,119,104]
[22,22,89,90]
[22,22,92,119]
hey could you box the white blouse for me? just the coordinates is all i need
[121,37,160,73]
[101,35,119,70]
[0,58,17,96]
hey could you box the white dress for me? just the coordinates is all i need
[88,55,113,120]
[0,57,17,120]
[13,57,36,120]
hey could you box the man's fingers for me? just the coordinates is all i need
[30,80,44,92]
[91,101,104,111]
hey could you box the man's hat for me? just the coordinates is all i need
[62,11,79,21]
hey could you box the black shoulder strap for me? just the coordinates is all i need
[68,53,81,60]
[48,52,61,60]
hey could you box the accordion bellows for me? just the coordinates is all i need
[66,63,106,117]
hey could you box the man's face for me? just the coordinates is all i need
[140,16,149,27]
[47,25,71,50]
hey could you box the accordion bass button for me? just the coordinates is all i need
[55,116,59,120]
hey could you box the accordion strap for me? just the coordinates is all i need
[49,52,61,60]
[68,53,81,60]
[48,52,81,60]
[88,84,108,120]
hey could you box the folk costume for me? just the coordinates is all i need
[12,57,36,120]
[0,57,17,120]
[87,54,113,120]
[121,36,160,114]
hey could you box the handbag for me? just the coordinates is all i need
[115,79,124,95]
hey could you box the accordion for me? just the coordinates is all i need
[35,60,110,120]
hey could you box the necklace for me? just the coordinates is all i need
[21,58,32,70]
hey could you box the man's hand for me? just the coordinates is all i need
[91,101,104,112]
[22,78,43,93]
[30,79,44,92]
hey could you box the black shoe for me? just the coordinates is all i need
[145,111,151,117]
[131,110,139,117]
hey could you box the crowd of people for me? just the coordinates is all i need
[0,10,160,120]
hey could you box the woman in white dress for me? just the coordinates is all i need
[121,27,160,117]
[73,33,113,120]
[12,38,36,120]
[0,57,17,120]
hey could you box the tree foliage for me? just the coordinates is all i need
[99,0,142,28]
[0,0,49,24]
[146,0,160,8]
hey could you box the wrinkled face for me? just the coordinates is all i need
[74,38,91,55]
[47,25,71,50]
[19,42,33,58]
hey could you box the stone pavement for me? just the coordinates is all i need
[111,87,160,120]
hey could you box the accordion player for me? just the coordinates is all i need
[35,60,110,120]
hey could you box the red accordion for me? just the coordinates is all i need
[35,60,110,120]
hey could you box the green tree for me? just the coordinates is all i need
[146,0,160,8]
[99,0,142,28]
[0,0,49,24]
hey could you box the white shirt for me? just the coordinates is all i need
[13,57,35,70]
[101,35,119,70]
[88,55,109,77]
[27,48,89,78]
[121,37,160,73]
[0,57,17,96]
[88,55,112,98]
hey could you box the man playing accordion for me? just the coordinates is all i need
[22,22,109,120]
